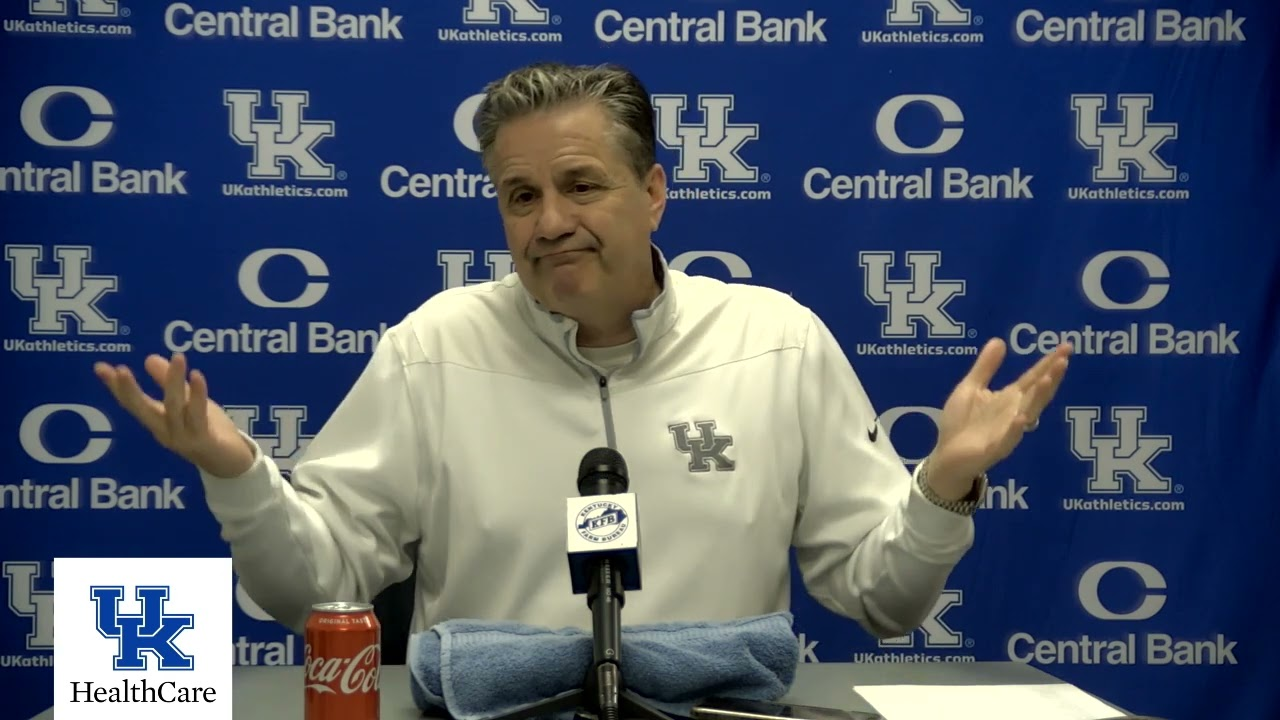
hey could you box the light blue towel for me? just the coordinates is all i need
[408,612,799,720]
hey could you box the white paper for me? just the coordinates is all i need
[855,683,1126,720]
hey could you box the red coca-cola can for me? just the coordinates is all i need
[304,601,381,719]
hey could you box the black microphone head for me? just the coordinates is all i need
[577,447,628,496]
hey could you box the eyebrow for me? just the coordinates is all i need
[559,163,606,179]
[498,163,608,192]
[496,174,528,193]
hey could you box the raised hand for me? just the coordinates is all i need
[93,353,256,479]
[925,338,1073,499]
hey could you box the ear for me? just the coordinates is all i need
[644,163,668,233]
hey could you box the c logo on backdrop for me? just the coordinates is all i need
[874,94,964,155]
[20,85,115,148]
[1077,561,1167,621]
[235,578,276,623]
[454,93,486,152]
[875,406,941,467]
[668,251,753,279]
[238,248,331,309]
[19,404,112,465]
[1079,250,1170,311]
[436,249,754,292]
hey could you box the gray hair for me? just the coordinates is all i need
[474,62,657,182]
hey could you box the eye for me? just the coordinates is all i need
[510,190,534,204]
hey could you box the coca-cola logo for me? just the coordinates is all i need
[304,642,380,695]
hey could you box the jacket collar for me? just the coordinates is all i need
[517,244,679,371]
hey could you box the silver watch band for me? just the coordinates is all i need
[917,458,986,516]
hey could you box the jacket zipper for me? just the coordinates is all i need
[561,325,622,451]
[596,373,618,450]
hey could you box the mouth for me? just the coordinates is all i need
[537,248,593,263]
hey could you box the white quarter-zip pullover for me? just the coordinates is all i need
[202,248,974,640]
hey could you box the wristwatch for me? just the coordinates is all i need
[916,458,986,517]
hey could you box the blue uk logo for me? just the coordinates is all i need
[90,585,194,671]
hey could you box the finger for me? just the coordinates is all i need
[1013,348,1060,393]
[93,361,114,383]
[963,338,1006,388]
[163,353,189,437]
[187,368,210,436]
[1019,382,1053,427]
[98,363,134,408]
[143,353,171,389]
[1021,356,1070,420]
[94,361,122,397]
[93,361,122,395]
[1017,341,1074,391]
[108,365,169,437]
[1015,342,1075,393]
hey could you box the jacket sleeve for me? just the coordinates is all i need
[197,329,424,634]
[791,311,974,639]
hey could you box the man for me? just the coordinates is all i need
[94,62,1071,642]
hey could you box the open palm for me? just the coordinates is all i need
[94,353,256,479]
[928,339,1073,494]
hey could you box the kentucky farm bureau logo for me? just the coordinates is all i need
[576,501,629,543]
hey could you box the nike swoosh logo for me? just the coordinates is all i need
[868,425,879,443]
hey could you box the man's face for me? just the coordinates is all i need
[488,101,666,317]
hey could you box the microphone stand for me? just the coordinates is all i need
[483,555,673,720]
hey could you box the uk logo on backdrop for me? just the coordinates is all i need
[223,404,316,478]
[860,0,985,45]
[651,93,772,203]
[854,250,981,357]
[400,91,771,204]
[1068,94,1189,202]
[438,249,515,289]
[438,0,565,44]
[435,248,755,291]
[4,560,54,661]
[222,89,349,200]
[857,588,976,662]
[1061,404,1184,513]
[53,556,232,718]
[3,0,136,37]
[4,244,133,355]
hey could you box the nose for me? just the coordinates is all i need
[533,191,577,243]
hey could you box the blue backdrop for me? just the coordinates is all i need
[2,1,1277,718]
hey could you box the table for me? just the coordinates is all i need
[31,662,1132,718]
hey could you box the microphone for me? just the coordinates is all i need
[566,447,645,720]
[486,448,672,720]
[566,447,642,596]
